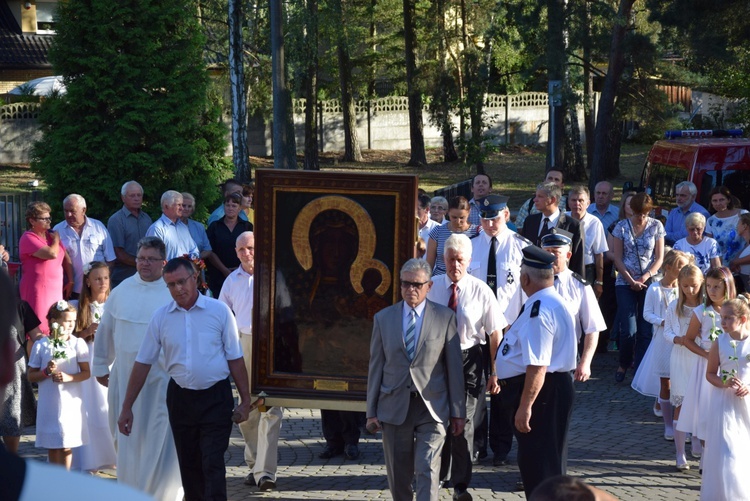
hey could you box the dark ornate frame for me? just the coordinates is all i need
[252,169,418,405]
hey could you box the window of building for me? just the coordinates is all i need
[36,1,57,34]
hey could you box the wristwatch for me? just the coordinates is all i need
[594,280,604,286]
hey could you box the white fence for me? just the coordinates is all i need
[249,92,566,155]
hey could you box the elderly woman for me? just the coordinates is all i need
[705,185,749,266]
[429,196,448,224]
[19,201,73,335]
[612,192,665,382]
[673,213,720,274]
[426,196,479,276]
[206,192,253,297]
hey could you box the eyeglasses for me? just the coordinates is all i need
[136,257,163,264]
[36,217,52,222]
[400,280,429,290]
[166,275,195,289]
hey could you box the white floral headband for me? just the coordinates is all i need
[55,300,69,311]
[83,262,93,275]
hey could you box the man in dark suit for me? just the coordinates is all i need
[366,258,466,501]
[520,182,585,277]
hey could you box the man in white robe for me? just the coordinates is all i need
[92,236,183,500]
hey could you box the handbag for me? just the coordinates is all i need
[628,219,654,286]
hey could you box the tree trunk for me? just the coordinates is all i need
[590,0,635,190]
[434,0,457,162]
[547,0,566,173]
[403,0,427,166]
[228,0,250,181]
[582,0,594,172]
[304,0,319,170]
[335,0,362,163]
[271,0,297,169]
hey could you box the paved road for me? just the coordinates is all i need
[17,353,702,500]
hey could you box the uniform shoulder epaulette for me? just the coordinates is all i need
[513,232,533,245]
[571,272,590,286]
[530,300,541,318]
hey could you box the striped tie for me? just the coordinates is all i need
[405,308,416,360]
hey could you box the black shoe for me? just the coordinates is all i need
[258,476,276,491]
[514,479,525,491]
[453,486,473,501]
[344,444,360,460]
[318,446,344,459]
[492,455,507,466]
[440,480,452,489]
[243,473,256,486]
[615,369,626,383]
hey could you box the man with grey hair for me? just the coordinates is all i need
[218,231,283,491]
[92,236,182,500]
[587,181,618,231]
[53,193,115,298]
[514,170,568,231]
[108,181,153,287]
[367,258,465,501]
[145,190,198,260]
[427,233,506,501]
[664,181,710,245]
[520,182,585,277]
[496,245,577,498]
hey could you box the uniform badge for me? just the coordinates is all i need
[502,343,510,356]
[507,270,514,285]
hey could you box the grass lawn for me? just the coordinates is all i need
[0,143,650,209]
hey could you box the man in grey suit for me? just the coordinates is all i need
[366,258,466,501]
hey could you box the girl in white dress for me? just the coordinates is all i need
[664,264,704,469]
[27,300,90,469]
[71,261,116,473]
[700,294,750,500]
[679,267,736,468]
[632,249,692,441]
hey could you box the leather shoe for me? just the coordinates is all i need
[514,479,525,491]
[453,486,473,501]
[318,446,344,459]
[614,370,626,383]
[243,473,256,486]
[258,476,276,491]
[493,455,507,466]
[344,444,360,460]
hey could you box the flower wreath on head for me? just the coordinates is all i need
[56,300,69,311]
[83,262,93,275]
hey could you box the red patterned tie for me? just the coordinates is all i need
[448,283,458,312]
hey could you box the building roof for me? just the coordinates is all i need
[0,1,52,69]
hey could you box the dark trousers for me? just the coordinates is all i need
[597,262,618,352]
[321,410,364,449]
[504,372,575,499]
[166,378,234,501]
[615,285,652,372]
[473,343,491,456]
[440,344,482,487]
[488,387,516,460]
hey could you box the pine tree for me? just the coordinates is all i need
[32,0,230,221]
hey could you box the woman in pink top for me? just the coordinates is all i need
[19,201,73,336]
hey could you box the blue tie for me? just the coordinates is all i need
[405,309,416,360]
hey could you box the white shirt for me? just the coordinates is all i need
[145,214,199,260]
[496,287,577,378]
[418,218,440,247]
[402,299,427,353]
[427,273,507,350]
[218,266,254,333]
[53,217,115,294]
[569,212,608,265]
[505,268,606,342]
[469,228,530,312]
[136,294,243,390]
[538,209,560,236]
